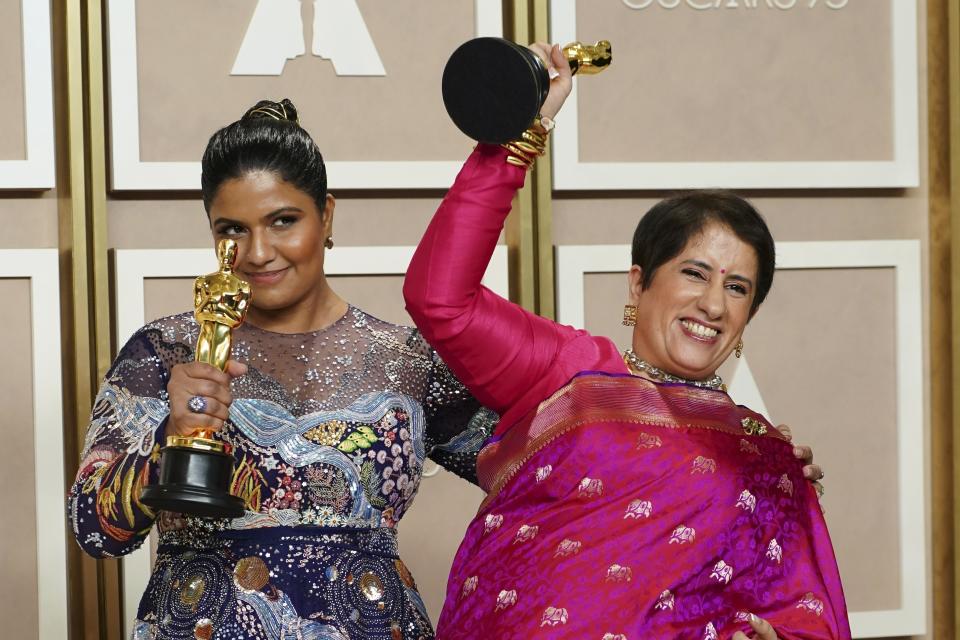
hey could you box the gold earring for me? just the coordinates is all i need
[735,340,744,359]
[324,237,334,249]
[622,305,637,327]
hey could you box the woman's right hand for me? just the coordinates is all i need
[527,43,574,121]
[166,360,248,437]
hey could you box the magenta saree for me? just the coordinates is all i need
[404,144,850,639]
[437,373,849,638]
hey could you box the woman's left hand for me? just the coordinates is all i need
[731,614,780,639]
[779,423,824,484]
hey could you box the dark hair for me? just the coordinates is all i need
[201,98,327,214]
[631,190,775,313]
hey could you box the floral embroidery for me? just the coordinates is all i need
[495,589,517,611]
[484,514,504,534]
[605,564,632,582]
[602,635,628,640]
[540,607,569,627]
[739,438,760,455]
[262,464,303,511]
[735,489,756,513]
[669,525,696,544]
[766,538,782,564]
[778,473,794,496]
[578,477,604,498]
[636,432,663,449]
[554,538,582,557]
[655,589,675,611]
[514,524,539,544]
[461,575,478,599]
[710,560,734,584]
[624,499,652,519]
[797,592,824,616]
[734,611,751,622]
[741,417,767,436]
[692,456,717,474]
[703,622,719,640]
[535,465,553,483]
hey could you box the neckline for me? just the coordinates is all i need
[239,304,354,338]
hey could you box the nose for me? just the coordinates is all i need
[244,229,275,267]
[697,280,726,320]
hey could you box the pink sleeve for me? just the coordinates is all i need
[404,144,623,432]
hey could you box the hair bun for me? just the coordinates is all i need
[242,98,300,124]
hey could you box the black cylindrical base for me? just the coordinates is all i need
[442,37,549,144]
[140,445,245,518]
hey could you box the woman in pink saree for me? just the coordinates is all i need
[404,44,849,640]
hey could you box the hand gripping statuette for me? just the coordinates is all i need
[442,37,612,144]
[140,239,252,518]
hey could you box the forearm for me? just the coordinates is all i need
[68,370,170,557]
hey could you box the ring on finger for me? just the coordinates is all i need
[187,395,207,414]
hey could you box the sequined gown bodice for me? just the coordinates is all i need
[68,307,494,640]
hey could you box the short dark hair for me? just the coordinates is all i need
[201,98,327,214]
[631,190,775,313]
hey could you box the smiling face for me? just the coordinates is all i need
[209,171,335,325]
[628,222,759,380]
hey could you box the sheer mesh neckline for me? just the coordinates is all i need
[239,304,353,339]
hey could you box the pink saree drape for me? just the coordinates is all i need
[404,144,850,639]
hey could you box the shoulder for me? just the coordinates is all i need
[351,306,431,358]
[118,311,196,362]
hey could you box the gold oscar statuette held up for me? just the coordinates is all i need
[563,40,612,75]
[166,238,251,453]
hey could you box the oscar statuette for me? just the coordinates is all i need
[442,38,612,143]
[140,239,251,518]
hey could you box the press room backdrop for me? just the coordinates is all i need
[0,1,954,639]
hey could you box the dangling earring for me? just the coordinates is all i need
[622,305,637,327]
[735,340,744,359]
[324,237,334,249]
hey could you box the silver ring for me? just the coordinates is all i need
[187,395,207,413]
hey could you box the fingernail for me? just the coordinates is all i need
[794,446,803,456]
[750,613,758,623]
[548,68,560,79]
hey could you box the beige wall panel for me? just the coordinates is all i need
[0,195,59,248]
[142,274,484,625]
[134,0,475,163]
[575,2,893,162]
[0,278,39,639]
[0,0,26,159]
[553,192,927,246]
[109,195,446,249]
[583,267,902,612]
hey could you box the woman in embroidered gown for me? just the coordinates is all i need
[403,45,849,639]
[68,100,493,640]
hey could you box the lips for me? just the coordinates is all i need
[242,268,288,285]
[680,319,719,341]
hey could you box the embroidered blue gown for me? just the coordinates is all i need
[68,306,493,640]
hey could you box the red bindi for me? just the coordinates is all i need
[720,268,726,274]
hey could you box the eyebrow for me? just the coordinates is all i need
[681,259,754,288]
[212,206,304,227]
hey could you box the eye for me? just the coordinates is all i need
[682,268,706,280]
[726,282,749,296]
[271,215,299,228]
[215,223,245,237]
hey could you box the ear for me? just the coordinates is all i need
[321,193,336,236]
[627,265,644,306]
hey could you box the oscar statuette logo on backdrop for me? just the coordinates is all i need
[232,0,386,76]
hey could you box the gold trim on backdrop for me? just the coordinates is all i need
[503,0,538,312]
[930,0,957,638]
[55,0,119,637]
[949,0,960,633]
